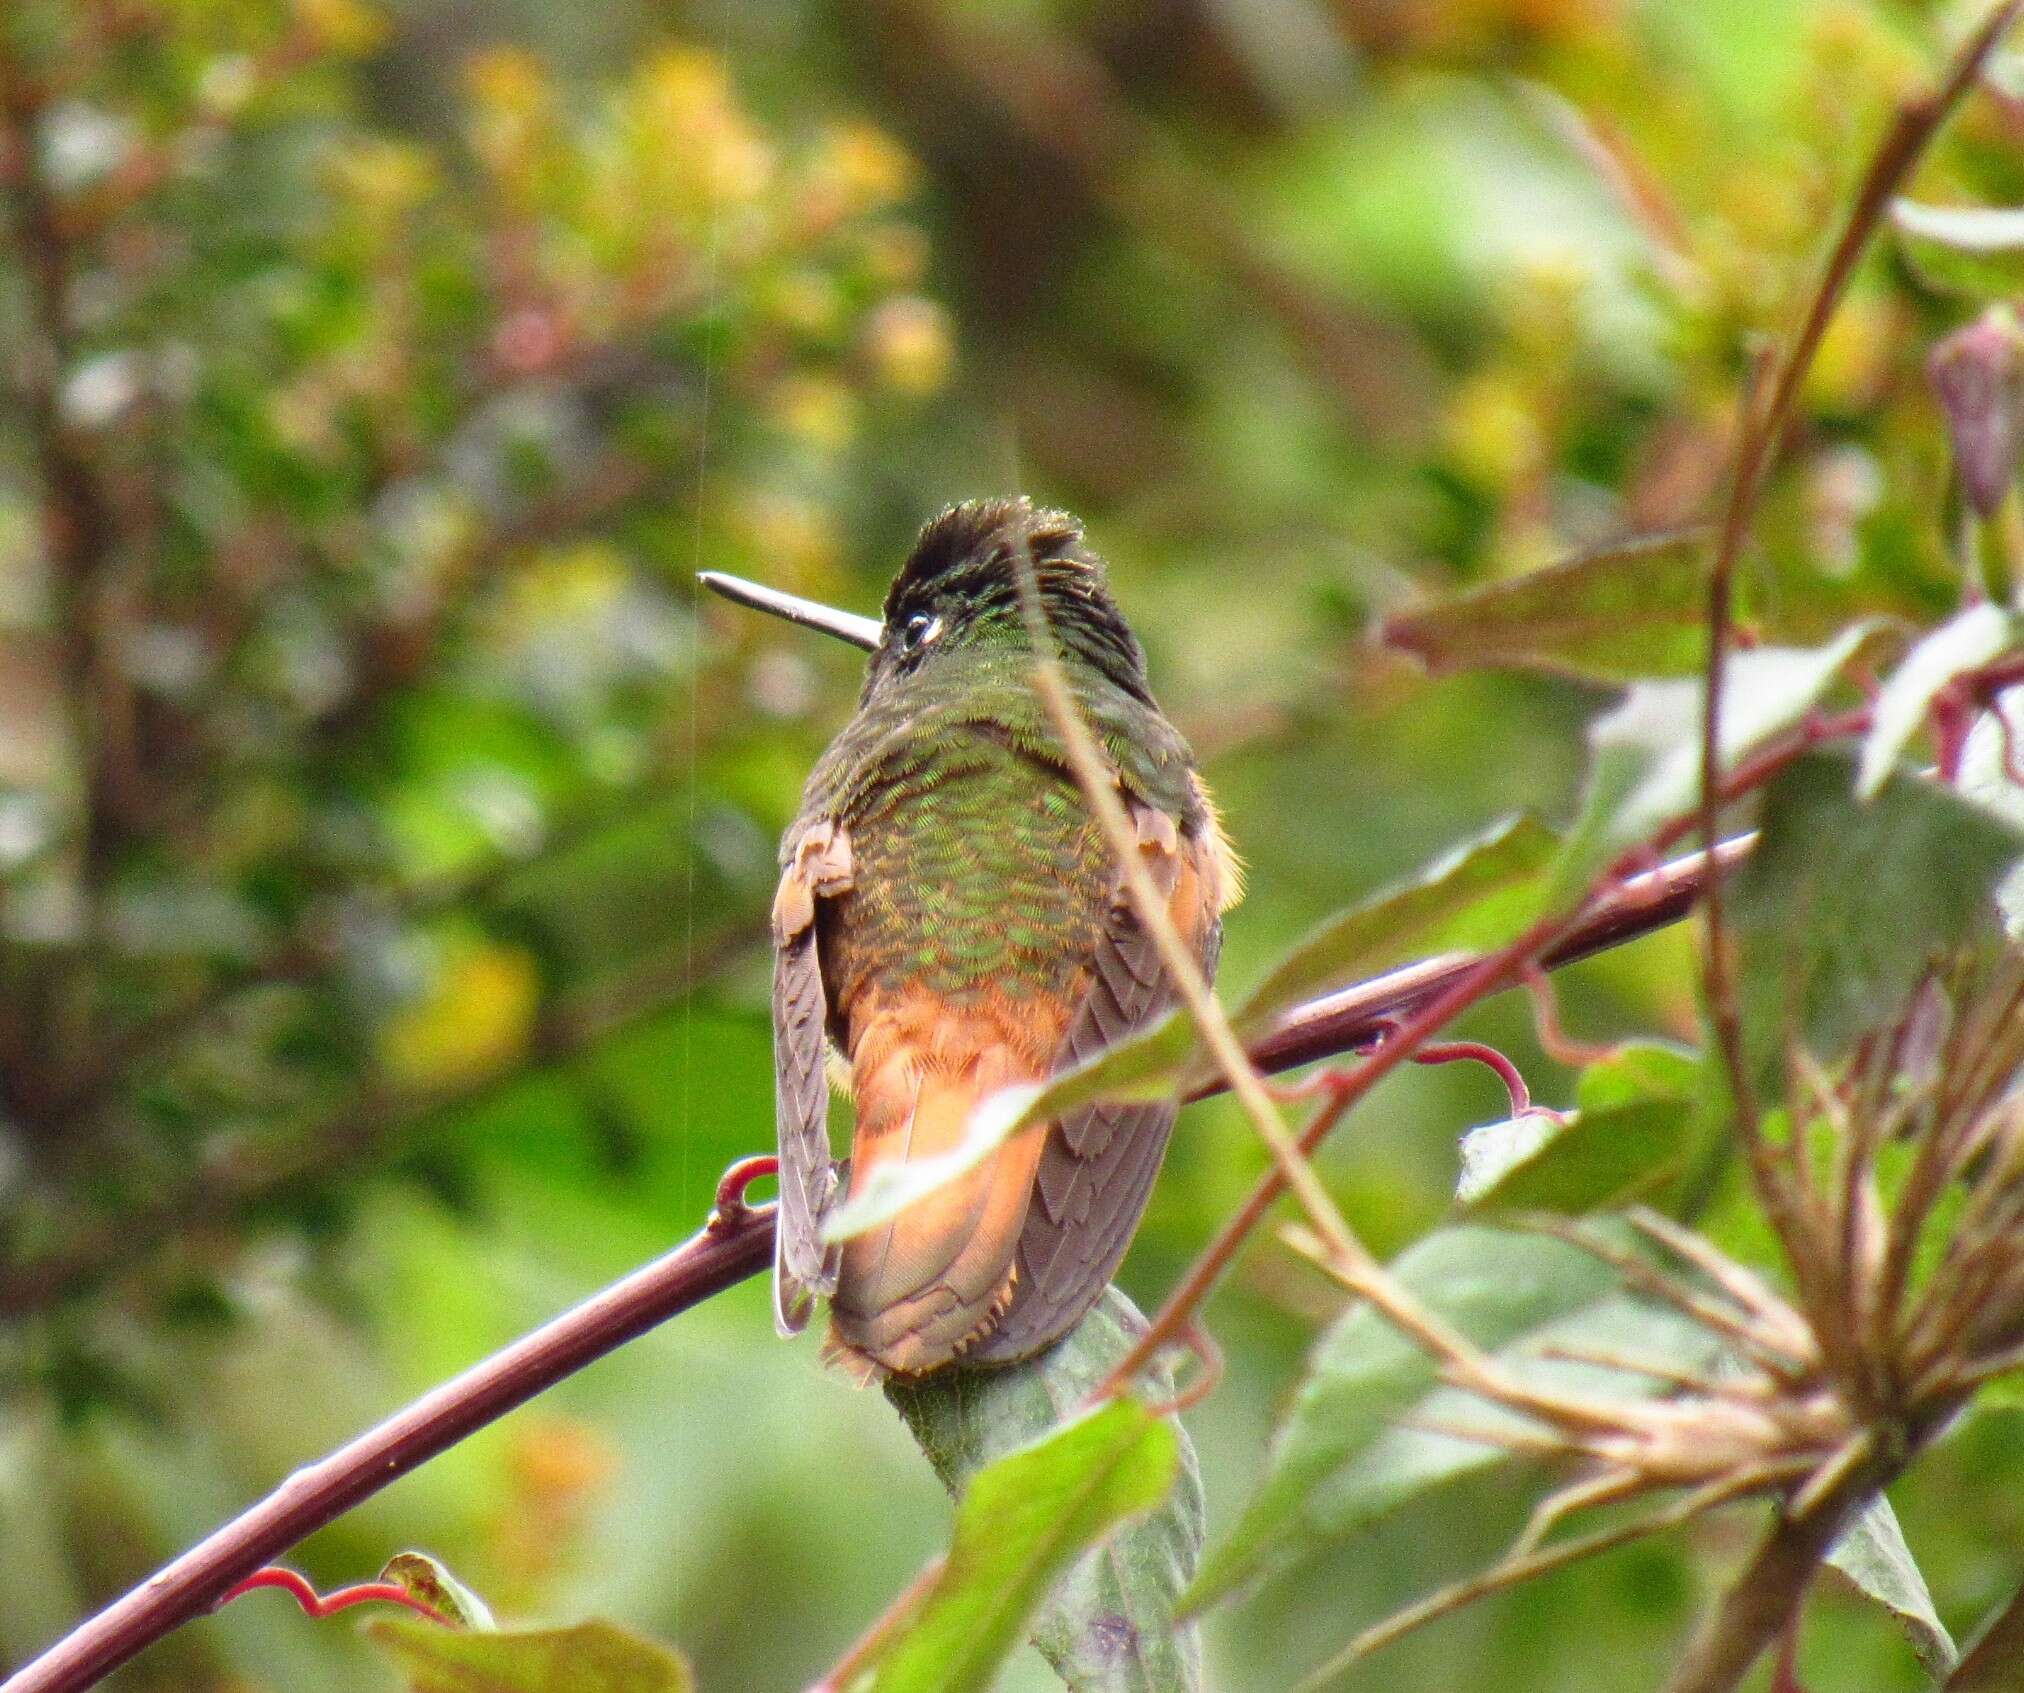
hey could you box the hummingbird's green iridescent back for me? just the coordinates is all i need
[770,500,1238,1377]
[800,642,1202,1008]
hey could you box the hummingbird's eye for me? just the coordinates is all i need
[901,612,942,651]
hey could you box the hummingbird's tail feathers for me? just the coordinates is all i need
[828,1004,1053,1376]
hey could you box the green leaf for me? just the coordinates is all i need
[1183,1226,1722,1613]
[1454,1114,1559,1203]
[1893,201,2024,297]
[1572,1041,1701,1113]
[864,1394,1182,1693]
[1730,752,2024,1072]
[1552,628,1872,897]
[1826,1495,1957,1679]
[1460,1042,1704,1213]
[1458,1099,1695,1213]
[379,1551,496,1631]
[1379,530,1711,683]
[887,1288,1204,1693]
[1230,813,1560,1032]
[1950,1579,2024,1690]
[1858,606,2022,798]
[366,1618,694,1693]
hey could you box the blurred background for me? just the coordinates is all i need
[3,0,2023,1687]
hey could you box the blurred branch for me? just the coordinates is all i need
[39,767,707,1139]
[853,0,1437,441]
[0,42,137,875]
[0,919,767,1318]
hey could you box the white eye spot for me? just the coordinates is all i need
[903,612,943,651]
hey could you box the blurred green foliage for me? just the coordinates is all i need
[7,0,2024,1690]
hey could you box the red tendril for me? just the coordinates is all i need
[710,1154,779,1231]
[214,1566,450,1627]
[1143,1319,1224,1418]
[1521,962,1623,1068]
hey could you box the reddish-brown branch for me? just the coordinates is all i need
[0,1206,773,1693]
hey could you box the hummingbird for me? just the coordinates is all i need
[761,498,1240,1379]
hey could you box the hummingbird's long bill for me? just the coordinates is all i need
[698,571,883,651]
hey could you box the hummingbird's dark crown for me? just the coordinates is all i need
[870,498,1153,703]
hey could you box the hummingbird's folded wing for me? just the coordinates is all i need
[771,820,853,1336]
[966,802,1223,1365]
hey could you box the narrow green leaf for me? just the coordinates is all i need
[1552,628,1871,898]
[865,1396,1181,1693]
[1894,200,2024,297]
[1826,1495,1957,1679]
[1230,813,1560,1032]
[366,1617,694,1693]
[1380,530,1711,683]
[821,1083,1045,1243]
[1858,606,2021,797]
[379,1551,496,1631]
[888,1288,1204,1693]
[1730,752,2024,1073]
[1950,1579,2024,1690]
[1184,1226,1721,1613]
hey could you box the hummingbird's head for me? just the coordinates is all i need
[865,499,1154,703]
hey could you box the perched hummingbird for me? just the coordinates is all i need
[766,499,1240,1379]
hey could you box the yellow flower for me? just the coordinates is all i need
[1804,289,1900,415]
[768,374,860,453]
[813,121,917,214]
[379,937,542,1092]
[292,0,387,55]
[863,296,954,397]
[508,1415,616,1503]
[734,492,842,581]
[464,46,554,183]
[766,271,847,338]
[637,47,733,125]
[465,46,549,118]
[327,139,437,218]
[1445,371,1542,492]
